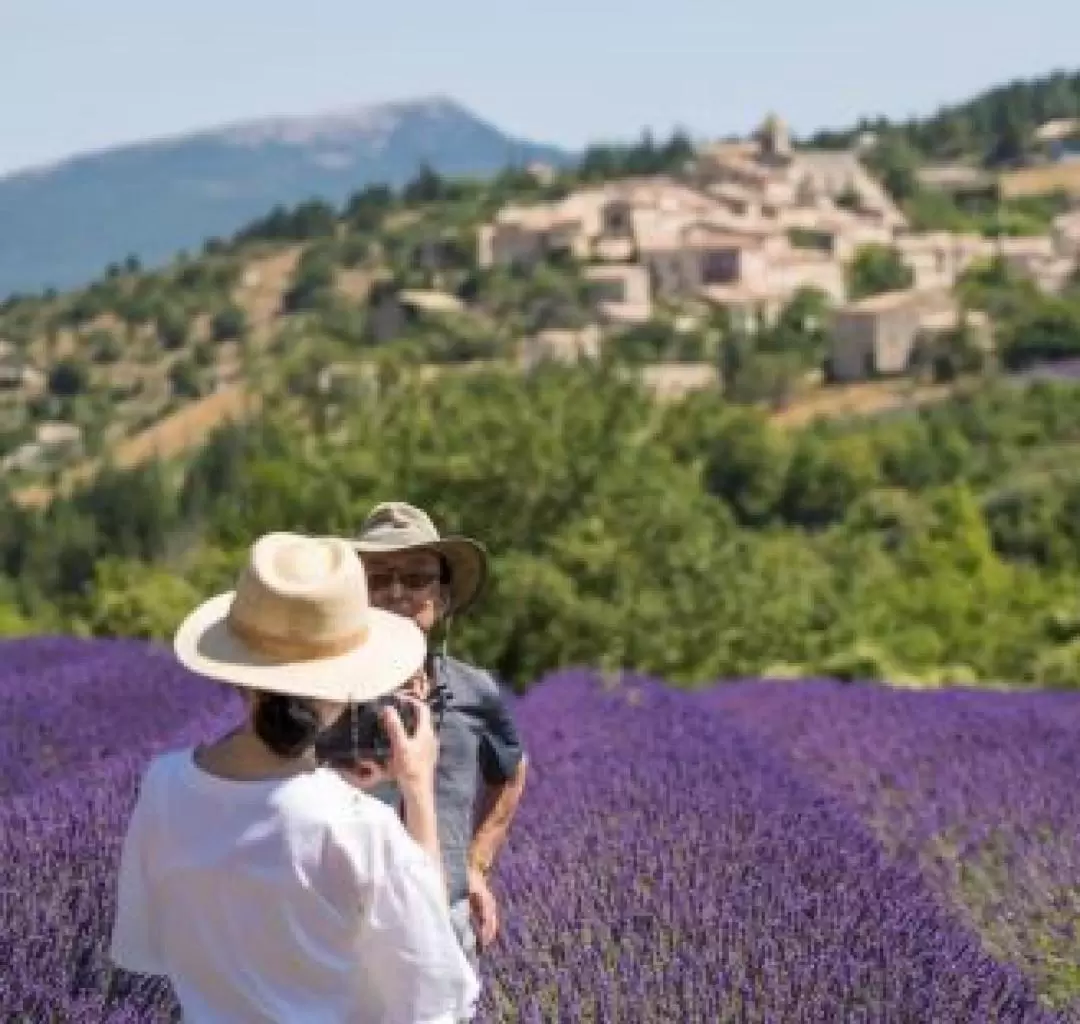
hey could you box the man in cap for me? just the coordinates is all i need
[353,502,528,973]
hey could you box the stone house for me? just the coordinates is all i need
[639,223,781,300]
[518,325,604,370]
[479,177,762,273]
[1052,210,1080,258]
[3,421,85,474]
[692,115,908,233]
[636,362,721,400]
[478,187,635,270]
[583,264,652,324]
[316,362,381,402]
[893,233,993,291]
[0,362,45,394]
[828,289,967,381]
[368,287,466,344]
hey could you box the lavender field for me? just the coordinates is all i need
[1,639,1078,1022]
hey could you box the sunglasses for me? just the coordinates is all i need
[366,568,442,593]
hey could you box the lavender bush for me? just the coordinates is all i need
[0,639,1076,1022]
[0,637,240,798]
[709,679,1080,1017]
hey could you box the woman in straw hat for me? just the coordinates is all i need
[108,532,479,1024]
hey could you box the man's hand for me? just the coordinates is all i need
[466,865,498,948]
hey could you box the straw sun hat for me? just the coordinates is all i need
[174,532,426,702]
[352,502,488,615]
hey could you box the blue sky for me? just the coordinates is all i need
[2,0,1078,176]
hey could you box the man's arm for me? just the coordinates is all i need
[469,755,528,874]
[469,678,528,873]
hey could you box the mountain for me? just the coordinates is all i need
[0,97,571,299]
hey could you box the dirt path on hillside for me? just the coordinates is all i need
[770,380,955,429]
[12,376,958,509]
[13,385,258,508]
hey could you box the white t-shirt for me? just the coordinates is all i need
[109,748,479,1024]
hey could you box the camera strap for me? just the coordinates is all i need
[349,700,359,761]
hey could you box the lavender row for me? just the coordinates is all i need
[707,678,1080,1018]
[0,638,241,798]
[480,672,1055,1021]
[0,644,1070,1021]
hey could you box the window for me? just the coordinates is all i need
[589,277,626,304]
[700,249,740,285]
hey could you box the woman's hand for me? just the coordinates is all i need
[383,696,437,801]
[384,696,443,881]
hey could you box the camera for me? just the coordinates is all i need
[315,681,450,768]
[315,693,418,767]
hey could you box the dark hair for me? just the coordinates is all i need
[253,693,322,758]
[438,555,452,585]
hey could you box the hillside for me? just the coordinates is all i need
[0,97,570,298]
[2,70,1080,692]
[4,78,1080,507]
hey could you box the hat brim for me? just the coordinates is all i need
[173,592,426,702]
[352,536,488,615]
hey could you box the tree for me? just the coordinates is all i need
[1000,299,1080,370]
[168,359,201,398]
[281,249,337,314]
[156,307,190,350]
[47,359,88,397]
[703,410,792,526]
[986,105,1030,168]
[867,135,921,203]
[235,200,337,243]
[782,433,881,529]
[847,245,915,300]
[345,184,394,230]
[86,328,122,364]
[403,164,445,205]
[211,304,248,342]
[86,559,201,641]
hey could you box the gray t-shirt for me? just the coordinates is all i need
[373,655,525,904]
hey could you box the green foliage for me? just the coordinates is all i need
[847,244,915,300]
[810,68,1080,167]
[0,601,37,638]
[402,164,448,205]
[344,184,394,231]
[47,359,89,397]
[85,328,123,364]
[956,259,1080,370]
[6,368,1080,690]
[1001,298,1080,370]
[168,359,201,399]
[906,189,1069,237]
[235,200,338,244]
[607,321,699,364]
[480,263,592,334]
[864,134,922,203]
[576,129,695,183]
[282,248,337,314]
[156,306,190,350]
[85,559,201,641]
[211,303,248,342]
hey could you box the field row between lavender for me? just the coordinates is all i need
[0,639,1077,1022]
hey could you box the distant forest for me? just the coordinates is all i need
[810,68,1080,167]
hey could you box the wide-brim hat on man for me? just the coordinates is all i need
[174,532,426,702]
[352,502,488,615]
